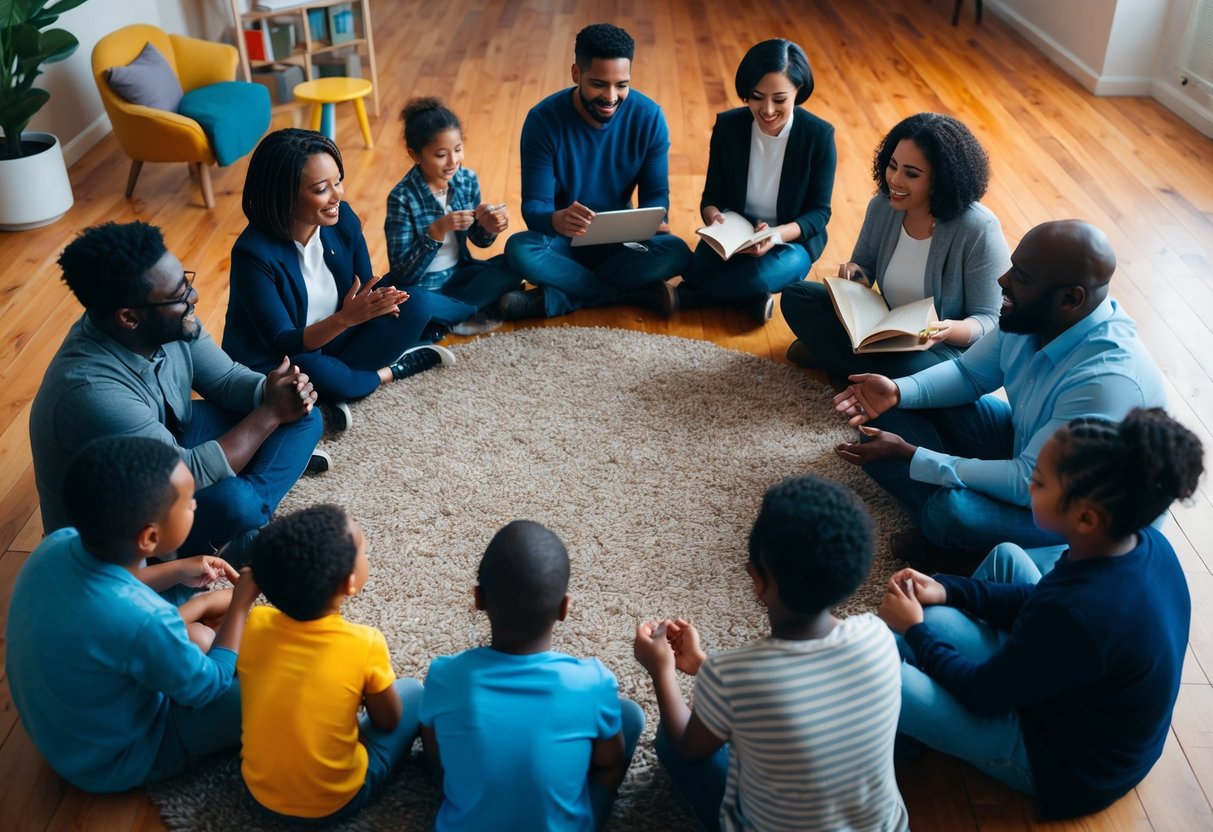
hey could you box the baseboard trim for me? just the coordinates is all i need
[60,113,112,167]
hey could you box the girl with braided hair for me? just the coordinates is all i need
[877,408,1202,819]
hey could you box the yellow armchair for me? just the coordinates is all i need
[92,24,255,208]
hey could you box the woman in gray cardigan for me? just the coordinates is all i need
[781,113,1008,378]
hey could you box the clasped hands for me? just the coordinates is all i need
[831,373,916,465]
[877,568,947,633]
[633,617,706,678]
[337,274,409,326]
[428,202,508,240]
[264,356,318,422]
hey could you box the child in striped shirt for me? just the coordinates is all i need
[634,474,908,831]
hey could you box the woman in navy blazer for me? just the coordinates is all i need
[224,129,451,424]
[680,40,836,323]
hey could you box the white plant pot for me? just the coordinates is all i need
[0,132,74,231]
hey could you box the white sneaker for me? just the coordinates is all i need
[305,449,332,474]
[331,401,353,432]
[389,344,456,380]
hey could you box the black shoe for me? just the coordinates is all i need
[389,344,456,381]
[786,339,815,367]
[211,528,260,569]
[620,280,679,317]
[496,287,547,321]
[305,449,332,474]
[421,323,449,343]
[748,293,775,323]
[330,401,353,432]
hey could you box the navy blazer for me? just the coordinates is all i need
[223,202,376,374]
[699,106,836,262]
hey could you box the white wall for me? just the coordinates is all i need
[25,0,232,164]
[987,0,1213,137]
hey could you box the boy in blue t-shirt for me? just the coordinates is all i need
[419,520,644,831]
[5,436,259,793]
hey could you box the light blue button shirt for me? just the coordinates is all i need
[894,298,1166,506]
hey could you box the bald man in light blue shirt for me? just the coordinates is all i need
[832,220,1166,569]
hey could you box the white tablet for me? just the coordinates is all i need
[569,206,665,247]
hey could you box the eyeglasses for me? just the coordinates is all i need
[127,271,196,309]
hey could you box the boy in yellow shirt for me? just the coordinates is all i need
[237,504,422,824]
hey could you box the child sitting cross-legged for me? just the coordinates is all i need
[419,520,645,831]
[238,504,423,825]
[879,408,1203,819]
[5,435,259,793]
[633,474,909,831]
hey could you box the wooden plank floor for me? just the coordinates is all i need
[2,0,1211,828]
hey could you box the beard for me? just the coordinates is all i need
[578,89,619,124]
[999,289,1057,334]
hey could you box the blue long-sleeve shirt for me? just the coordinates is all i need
[519,87,671,235]
[895,298,1165,506]
[5,529,238,792]
[905,526,1189,818]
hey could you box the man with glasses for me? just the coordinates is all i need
[31,221,323,563]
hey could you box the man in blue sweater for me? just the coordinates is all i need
[502,23,691,320]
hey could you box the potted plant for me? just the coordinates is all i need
[0,0,89,230]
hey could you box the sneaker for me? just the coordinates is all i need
[331,401,353,432]
[421,323,449,343]
[620,280,679,317]
[390,344,456,381]
[305,449,332,474]
[748,293,775,323]
[211,527,260,569]
[496,287,547,321]
[450,311,503,336]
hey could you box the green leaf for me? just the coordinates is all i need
[37,27,76,63]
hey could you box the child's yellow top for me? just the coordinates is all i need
[237,606,395,818]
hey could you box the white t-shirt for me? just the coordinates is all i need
[294,230,339,326]
[693,613,909,832]
[743,117,792,225]
[427,191,460,274]
[881,225,932,308]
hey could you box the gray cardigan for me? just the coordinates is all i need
[850,195,1009,343]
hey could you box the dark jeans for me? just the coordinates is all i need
[505,231,692,316]
[863,396,1065,553]
[780,280,962,378]
[682,239,811,301]
[423,255,524,324]
[179,400,322,556]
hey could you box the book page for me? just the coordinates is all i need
[696,212,774,259]
[825,277,894,348]
[863,296,937,341]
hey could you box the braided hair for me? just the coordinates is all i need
[1053,408,1204,538]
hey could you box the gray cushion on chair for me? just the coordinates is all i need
[107,42,184,112]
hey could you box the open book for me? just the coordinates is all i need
[825,276,939,353]
[696,211,781,260]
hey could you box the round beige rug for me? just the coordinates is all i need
[150,326,909,830]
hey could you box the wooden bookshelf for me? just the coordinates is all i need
[227,0,380,116]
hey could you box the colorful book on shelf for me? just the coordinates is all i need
[242,26,271,62]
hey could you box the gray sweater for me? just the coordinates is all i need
[851,195,1009,343]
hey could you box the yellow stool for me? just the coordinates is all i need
[293,77,374,149]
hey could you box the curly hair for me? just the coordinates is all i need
[401,96,462,154]
[477,520,570,640]
[1052,408,1204,539]
[748,475,875,615]
[242,128,344,242]
[58,221,167,311]
[734,39,814,105]
[574,23,634,68]
[871,113,990,222]
[251,504,357,621]
[63,436,181,559]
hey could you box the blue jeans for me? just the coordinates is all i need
[299,288,436,401]
[249,678,424,826]
[505,231,692,316]
[143,680,242,785]
[896,605,1036,796]
[589,698,646,830]
[423,255,524,321]
[862,395,1065,553]
[179,400,322,557]
[971,541,1066,582]
[780,280,963,377]
[682,240,811,301]
[654,725,729,830]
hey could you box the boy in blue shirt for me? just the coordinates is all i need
[419,520,644,831]
[5,436,259,793]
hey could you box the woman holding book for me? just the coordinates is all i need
[781,112,1008,377]
[678,39,837,324]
